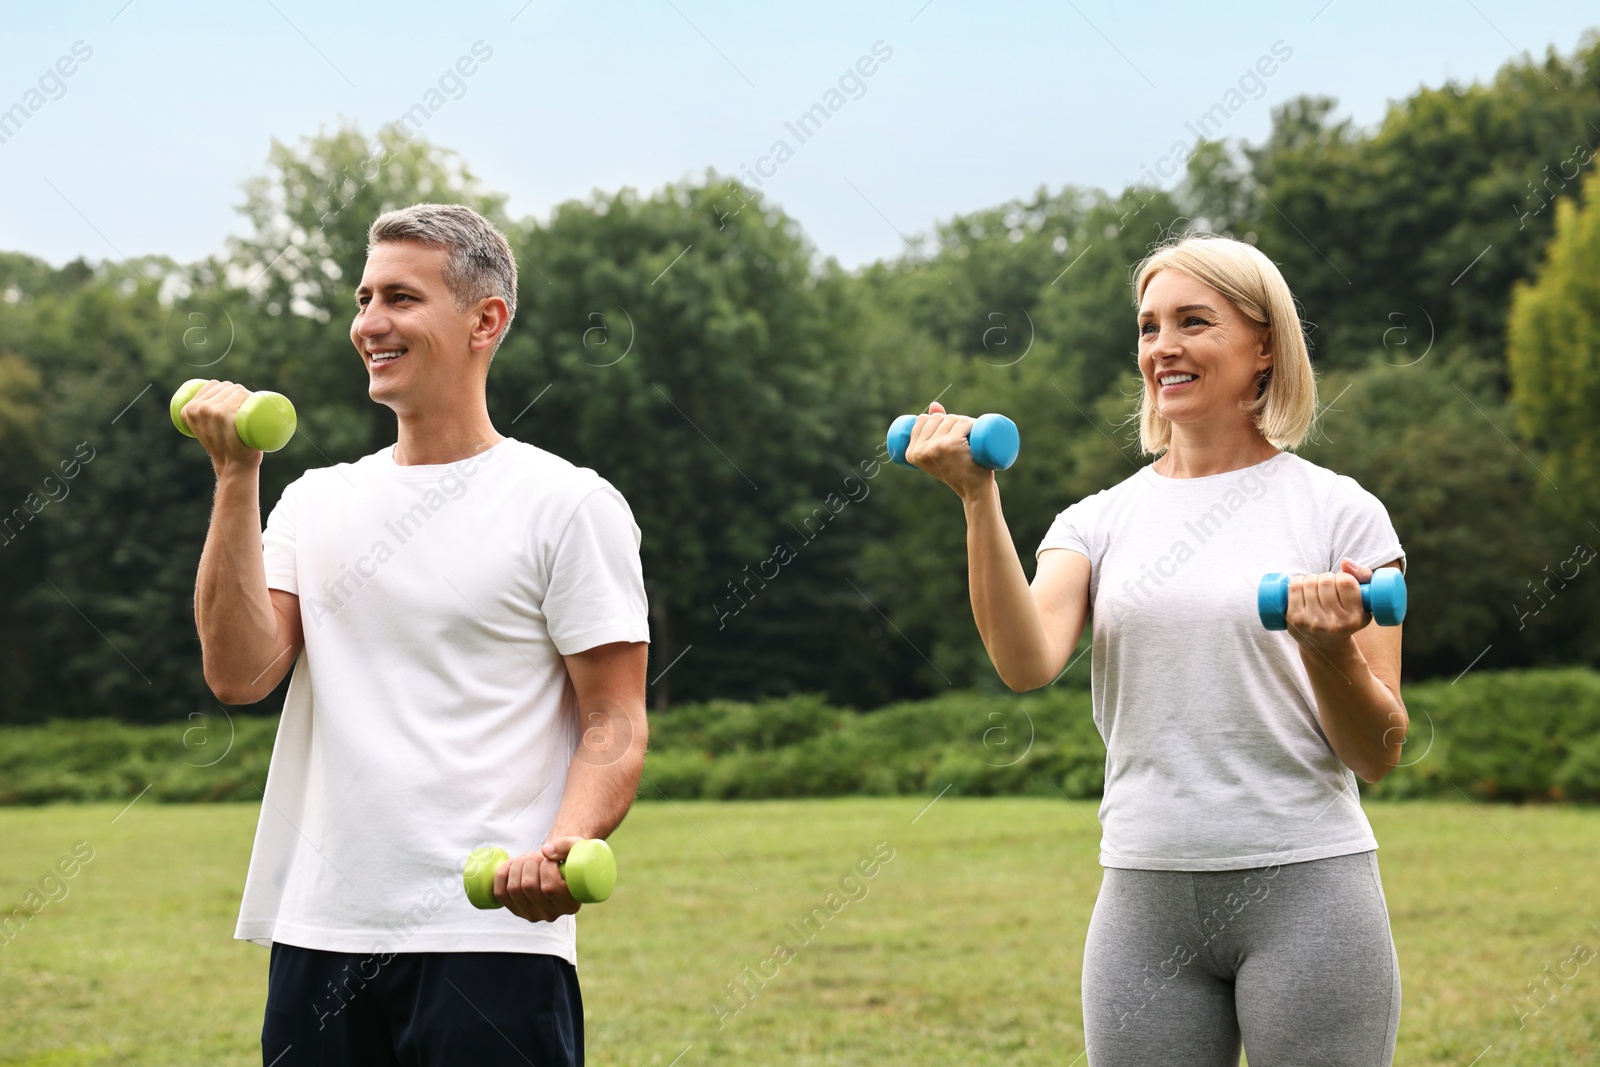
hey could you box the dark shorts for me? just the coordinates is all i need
[262,942,583,1067]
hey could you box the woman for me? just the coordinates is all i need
[905,235,1405,1065]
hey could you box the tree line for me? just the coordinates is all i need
[1,32,1597,722]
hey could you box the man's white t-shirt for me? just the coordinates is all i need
[234,438,650,963]
[1036,451,1405,871]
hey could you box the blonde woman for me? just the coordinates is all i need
[906,235,1405,1065]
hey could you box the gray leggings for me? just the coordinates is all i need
[1082,850,1400,1067]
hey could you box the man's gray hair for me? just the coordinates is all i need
[367,203,518,351]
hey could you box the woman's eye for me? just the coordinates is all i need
[1139,322,1156,336]
[1184,315,1209,327]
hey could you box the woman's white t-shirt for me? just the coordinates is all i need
[1036,451,1405,871]
[234,438,650,962]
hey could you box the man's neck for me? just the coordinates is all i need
[392,406,504,466]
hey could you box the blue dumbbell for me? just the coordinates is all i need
[887,413,1020,472]
[1257,568,1407,631]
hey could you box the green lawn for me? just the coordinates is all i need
[1,799,1597,1065]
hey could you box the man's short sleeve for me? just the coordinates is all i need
[1326,474,1405,575]
[543,485,651,656]
[262,480,300,595]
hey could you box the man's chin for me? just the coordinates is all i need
[367,381,405,411]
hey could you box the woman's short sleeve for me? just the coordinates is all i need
[1036,490,1107,564]
[1325,474,1405,574]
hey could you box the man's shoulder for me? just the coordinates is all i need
[285,440,604,486]
[277,448,390,498]
[493,438,615,501]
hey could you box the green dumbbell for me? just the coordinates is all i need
[463,839,618,909]
[169,378,297,453]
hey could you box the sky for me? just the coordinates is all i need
[1,1,1595,272]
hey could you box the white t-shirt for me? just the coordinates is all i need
[1035,451,1405,871]
[234,438,650,962]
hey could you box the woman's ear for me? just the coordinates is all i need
[1255,330,1274,398]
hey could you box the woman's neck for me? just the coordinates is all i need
[1154,424,1279,479]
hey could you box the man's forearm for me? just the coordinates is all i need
[195,467,279,701]
[547,747,646,842]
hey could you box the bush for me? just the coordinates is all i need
[1366,668,1600,802]
[0,714,277,805]
[3,669,1600,805]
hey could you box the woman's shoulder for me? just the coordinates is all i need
[1056,463,1154,516]
[1271,452,1384,502]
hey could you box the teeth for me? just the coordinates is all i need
[370,350,404,363]
[1160,373,1197,385]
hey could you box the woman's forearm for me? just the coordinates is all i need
[1299,638,1406,782]
[963,480,1057,691]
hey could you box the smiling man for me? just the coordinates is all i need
[185,203,650,1066]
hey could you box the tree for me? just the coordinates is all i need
[1508,165,1600,524]
[230,125,510,461]
[1298,357,1578,675]
[1236,34,1600,375]
[496,176,899,706]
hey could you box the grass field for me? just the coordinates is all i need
[1,798,1597,1066]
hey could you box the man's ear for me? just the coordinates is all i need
[470,296,510,355]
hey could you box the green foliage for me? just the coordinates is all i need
[1368,668,1600,802]
[1298,357,1593,671]
[1508,165,1600,523]
[0,714,276,805]
[642,685,1104,801]
[1233,34,1600,374]
[493,176,900,706]
[4,30,1600,720]
[8,670,1600,807]
[851,186,1171,689]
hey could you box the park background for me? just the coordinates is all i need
[3,2,1600,1064]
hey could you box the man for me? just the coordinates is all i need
[187,203,650,1065]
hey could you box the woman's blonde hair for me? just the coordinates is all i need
[1130,235,1317,455]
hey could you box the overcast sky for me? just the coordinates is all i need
[1,1,1595,272]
